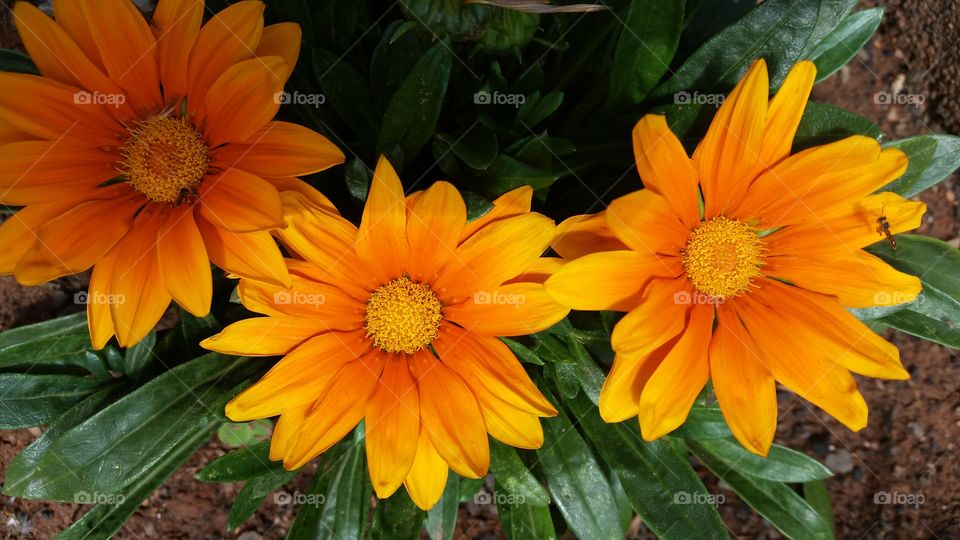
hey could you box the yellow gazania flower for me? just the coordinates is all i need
[0,0,344,347]
[201,156,568,509]
[545,59,925,456]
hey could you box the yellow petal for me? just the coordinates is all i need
[366,357,420,499]
[461,185,532,241]
[153,0,203,100]
[606,190,688,256]
[201,316,327,356]
[406,181,466,283]
[444,282,569,336]
[758,60,816,168]
[354,156,409,282]
[551,212,628,260]
[196,213,290,287]
[256,23,301,82]
[404,427,449,510]
[632,114,700,227]
[545,250,680,311]
[157,206,211,317]
[199,168,284,233]
[213,121,345,178]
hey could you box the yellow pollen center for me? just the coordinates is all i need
[364,277,443,354]
[681,217,765,299]
[122,116,209,204]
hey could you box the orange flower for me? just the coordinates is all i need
[201,157,568,509]
[545,60,925,456]
[0,0,344,347]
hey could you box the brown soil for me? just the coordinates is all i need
[1,1,959,539]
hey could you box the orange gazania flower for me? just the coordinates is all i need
[545,59,925,456]
[201,157,568,509]
[0,0,344,347]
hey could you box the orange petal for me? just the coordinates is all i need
[269,404,311,461]
[153,0,204,101]
[225,330,369,420]
[406,181,466,283]
[632,115,700,227]
[404,427,449,510]
[0,141,118,205]
[610,277,690,357]
[0,200,80,274]
[545,250,681,311]
[256,23,301,82]
[694,59,769,218]
[187,0,264,109]
[409,350,489,478]
[212,121,345,178]
[199,168,283,232]
[758,60,816,169]
[445,282,568,336]
[156,206,211,317]
[710,307,777,456]
[266,177,338,214]
[598,350,664,423]
[53,0,104,69]
[196,213,290,287]
[283,352,385,469]
[366,357,420,499]
[237,274,365,329]
[433,324,556,416]
[606,190,688,257]
[77,0,163,110]
[209,316,333,356]
[637,303,713,440]
[87,251,119,350]
[461,185,532,241]
[505,256,564,285]
[476,394,544,449]
[107,209,172,348]
[551,211,628,260]
[433,213,554,304]
[736,288,868,431]
[199,56,286,147]
[354,156,409,282]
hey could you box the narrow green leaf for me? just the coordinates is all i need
[502,338,544,366]
[609,0,685,106]
[479,155,558,196]
[197,442,287,483]
[793,102,882,151]
[313,48,380,142]
[567,393,727,540]
[515,91,564,130]
[228,468,298,529]
[489,441,549,507]
[369,489,426,540]
[0,49,39,74]
[693,437,833,482]
[0,312,87,349]
[809,8,883,82]
[496,496,557,540]
[690,441,834,540]
[377,40,453,164]
[804,480,836,537]
[425,473,460,540]
[0,374,105,429]
[882,135,960,197]
[435,123,499,170]
[123,331,156,379]
[674,407,731,440]
[0,333,109,377]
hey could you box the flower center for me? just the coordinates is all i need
[122,116,209,204]
[681,217,764,299]
[364,277,443,354]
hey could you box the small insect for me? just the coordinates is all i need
[174,187,198,207]
[876,206,896,250]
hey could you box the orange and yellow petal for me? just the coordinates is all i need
[551,211,627,260]
[758,60,816,169]
[444,282,568,336]
[365,357,420,499]
[461,185,533,241]
[157,205,212,317]
[152,0,203,100]
[256,23,301,81]
[354,156,409,282]
[632,114,700,227]
[404,428,449,510]
[196,214,291,287]
[610,277,690,357]
[212,121,345,178]
[598,349,664,423]
[199,169,284,233]
[606,190,688,256]
[200,56,286,147]
[406,181,466,283]
[201,316,328,357]
[237,275,365,329]
[187,0,264,109]
[545,250,680,311]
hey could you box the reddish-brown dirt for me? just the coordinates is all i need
[1,1,959,539]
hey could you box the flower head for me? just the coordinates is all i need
[202,157,568,509]
[0,0,344,347]
[545,59,925,456]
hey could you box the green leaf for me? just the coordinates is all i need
[489,441,549,507]
[536,399,624,540]
[435,123,499,170]
[377,39,453,165]
[496,495,558,540]
[804,480,836,537]
[480,154,558,197]
[865,235,960,347]
[228,468,298,529]
[693,437,833,482]
[674,407,731,440]
[502,338,544,365]
[286,436,370,540]
[463,191,494,222]
[0,49,39,74]
[217,419,273,448]
[0,312,87,349]
[882,135,960,197]
[653,0,823,98]
[793,102,882,151]
[562,335,604,405]
[566,393,727,540]
[424,474,459,540]
[0,374,106,429]
[609,0,685,106]
[345,157,372,202]
[515,91,564,130]
[54,423,215,540]
[123,331,156,379]
[0,333,109,378]
[690,441,834,540]
[808,8,883,83]
[369,489,426,540]
[4,353,260,500]
[313,48,380,142]
[197,442,287,483]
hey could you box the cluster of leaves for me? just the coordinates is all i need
[2,0,960,539]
